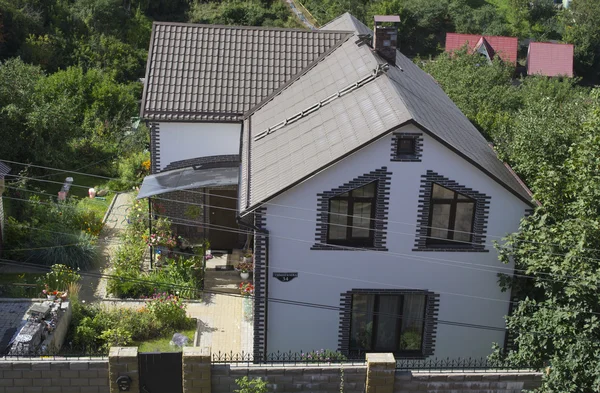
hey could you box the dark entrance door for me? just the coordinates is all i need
[139,352,182,393]
[209,189,239,251]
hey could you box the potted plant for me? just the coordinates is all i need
[236,261,253,280]
[243,250,253,264]
[42,285,58,301]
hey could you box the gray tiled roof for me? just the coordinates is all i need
[239,15,532,212]
[0,162,10,177]
[320,12,373,36]
[141,22,352,121]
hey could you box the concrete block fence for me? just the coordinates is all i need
[0,348,543,393]
[0,358,109,393]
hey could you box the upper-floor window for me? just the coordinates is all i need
[391,133,422,162]
[427,183,475,246]
[327,182,377,247]
[396,137,416,156]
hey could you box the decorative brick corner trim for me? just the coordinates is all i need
[413,170,490,252]
[338,289,440,358]
[311,168,391,251]
[162,154,240,172]
[253,207,268,360]
[150,122,160,174]
[391,132,423,162]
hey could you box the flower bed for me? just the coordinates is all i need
[107,198,205,299]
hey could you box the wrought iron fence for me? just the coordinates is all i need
[211,350,366,366]
[395,357,533,372]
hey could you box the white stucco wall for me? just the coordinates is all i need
[156,122,241,171]
[260,123,530,359]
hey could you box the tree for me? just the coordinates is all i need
[496,91,600,392]
[420,50,519,140]
[560,0,600,82]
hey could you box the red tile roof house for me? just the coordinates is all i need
[139,13,534,360]
[445,33,518,64]
[527,41,574,77]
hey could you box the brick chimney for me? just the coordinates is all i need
[373,15,400,65]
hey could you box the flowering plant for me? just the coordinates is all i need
[236,261,253,273]
[146,232,177,249]
[239,282,254,296]
[144,291,189,330]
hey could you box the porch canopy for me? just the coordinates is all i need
[137,166,238,199]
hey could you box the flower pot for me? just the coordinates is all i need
[240,272,250,280]
[243,256,253,263]
[47,295,56,301]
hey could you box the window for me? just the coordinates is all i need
[327,182,377,246]
[396,137,416,156]
[350,293,427,354]
[427,183,475,246]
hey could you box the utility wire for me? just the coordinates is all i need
[4,191,599,291]
[0,257,595,344]
[0,160,549,249]
[3,192,591,286]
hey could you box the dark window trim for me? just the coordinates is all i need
[326,182,378,247]
[391,132,423,162]
[338,289,439,359]
[312,168,391,251]
[414,171,490,252]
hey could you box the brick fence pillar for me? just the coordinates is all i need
[366,353,396,393]
[183,346,211,393]
[109,347,139,393]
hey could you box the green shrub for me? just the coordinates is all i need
[99,327,132,350]
[234,377,268,393]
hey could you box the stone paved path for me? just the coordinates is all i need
[79,192,134,303]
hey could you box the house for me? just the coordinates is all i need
[445,33,518,64]
[140,13,533,359]
[527,41,574,77]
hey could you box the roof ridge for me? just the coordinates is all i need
[151,20,353,34]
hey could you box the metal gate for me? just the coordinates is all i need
[139,352,182,393]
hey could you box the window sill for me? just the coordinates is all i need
[311,244,388,251]
[391,155,421,162]
[413,245,488,252]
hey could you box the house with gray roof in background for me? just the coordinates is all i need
[139,13,533,360]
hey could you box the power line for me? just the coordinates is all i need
[3,191,597,290]
[0,257,595,344]
[0,160,534,247]
[5,161,599,259]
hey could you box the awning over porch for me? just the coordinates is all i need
[137,166,239,199]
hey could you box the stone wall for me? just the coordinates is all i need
[0,349,543,393]
[211,364,367,393]
[394,370,543,392]
[0,359,109,393]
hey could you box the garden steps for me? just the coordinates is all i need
[203,270,244,295]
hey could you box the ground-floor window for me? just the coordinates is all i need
[350,293,427,355]
[339,289,438,357]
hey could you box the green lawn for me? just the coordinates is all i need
[77,193,116,221]
[136,328,196,353]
